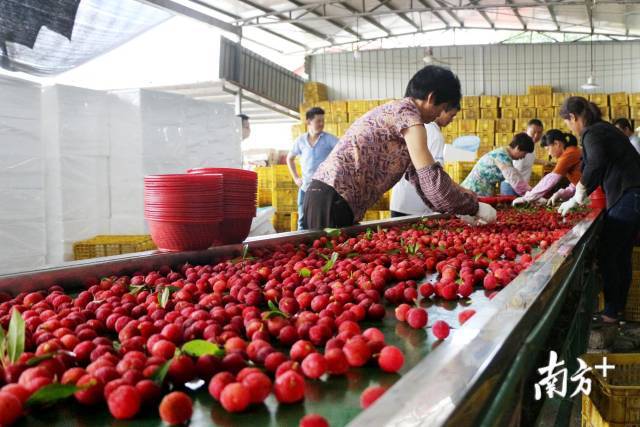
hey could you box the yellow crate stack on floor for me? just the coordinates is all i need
[445,161,475,184]
[73,235,155,260]
[270,164,302,232]
[623,248,640,321]
[256,166,272,207]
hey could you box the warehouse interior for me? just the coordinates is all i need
[1,0,640,426]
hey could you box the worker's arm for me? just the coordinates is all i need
[286,151,302,187]
[403,125,479,215]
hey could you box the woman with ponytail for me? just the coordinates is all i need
[557,96,640,323]
[511,129,581,205]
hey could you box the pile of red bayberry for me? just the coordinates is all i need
[0,208,586,426]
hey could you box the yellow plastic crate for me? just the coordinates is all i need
[630,107,640,120]
[515,118,531,132]
[347,100,369,113]
[611,105,630,119]
[535,94,553,107]
[370,192,390,210]
[478,132,495,147]
[495,132,514,146]
[582,394,625,427]
[581,353,640,425]
[303,82,328,103]
[537,107,555,119]
[291,124,306,140]
[477,119,495,133]
[330,111,349,123]
[379,211,391,220]
[553,118,571,131]
[461,96,479,109]
[480,96,499,109]
[363,210,381,221]
[272,212,294,233]
[589,93,609,107]
[459,119,477,133]
[624,271,640,321]
[290,212,299,231]
[447,119,460,133]
[272,188,298,212]
[633,247,640,270]
[500,95,518,108]
[257,187,272,207]
[348,112,362,122]
[256,166,272,189]
[337,123,350,136]
[629,93,640,107]
[518,107,537,118]
[495,119,514,133]
[609,93,628,106]
[518,95,536,107]
[462,109,480,120]
[527,85,552,95]
[324,123,338,136]
[445,161,475,183]
[271,165,298,189]
[481,109,499,119]
[553,93,571,106]
[502,107,518,119]
[73,235,155,260]
[331,101,348,112]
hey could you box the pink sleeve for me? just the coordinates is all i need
[522,173,562,201]
[556,183,576,200]
[407,163,479,215]
[500,165,530,196]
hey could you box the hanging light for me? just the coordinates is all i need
[581,15,600,90]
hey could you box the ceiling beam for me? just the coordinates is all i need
[417,0,451,28]
[544,1,560,32]
[467,0,495,28]
[143,0,240,35]
[286,0,362,40]
[381,1,421,30]
[433,0,464,27]
[189,0,309,48]
[339,2,392,35]
[235,0,332,43]
[506,0,527,30]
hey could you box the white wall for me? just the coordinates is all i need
[308,41,640,98]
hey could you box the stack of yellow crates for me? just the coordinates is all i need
[256,166,272,207]
[73,235,156,260]
[444,161,475,184]
[303,82,328,103]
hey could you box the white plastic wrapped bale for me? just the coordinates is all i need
[42,85,111,263]
[0,75,46,273]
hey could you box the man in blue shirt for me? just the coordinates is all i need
[287,107,339,230]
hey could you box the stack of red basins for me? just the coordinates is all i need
[144,174,223,251]
[187,168,257,244]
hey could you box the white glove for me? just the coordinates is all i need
[536,197,548,205]
[558,197,579,216]
[512,197,527,207]
[574,182,588,204]
[458,214,479,226]
[475,202,497,225]
[547,191,563,206]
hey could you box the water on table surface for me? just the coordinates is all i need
[18,281,498,427]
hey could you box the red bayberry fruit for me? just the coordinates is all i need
[107,385,141,420]
[325,348,349,375]
[74,375,104,405]
[458,309,476,325]
[483,273,497,290]
[136,379,161,405]
[360,386,386,408]
[394,303,410,322]
[0,391,22,426]
[301,353,327,379]
[159,391,193,425]
[343,337,371,367]
[432,320,450,340]
[300,414,329,427]
[406,308,427,329]
[290,340,315,362]
[1,384,29,404]
[220,382,250,413]
[241,372,272,404]
[274,370,305,404]
[208,372,235,401]
[378,345,404,373]
[419,283,435,298]
[362,327,385,344]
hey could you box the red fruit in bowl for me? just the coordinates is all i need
[274,370,305,404]
[458,309,476,325]
[378,345,404,373]
[432,320,450,340]
[406,308,427,329]
[360,385,386,408]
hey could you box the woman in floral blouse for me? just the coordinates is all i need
[461,133,534,196]
[303,65,497,229]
